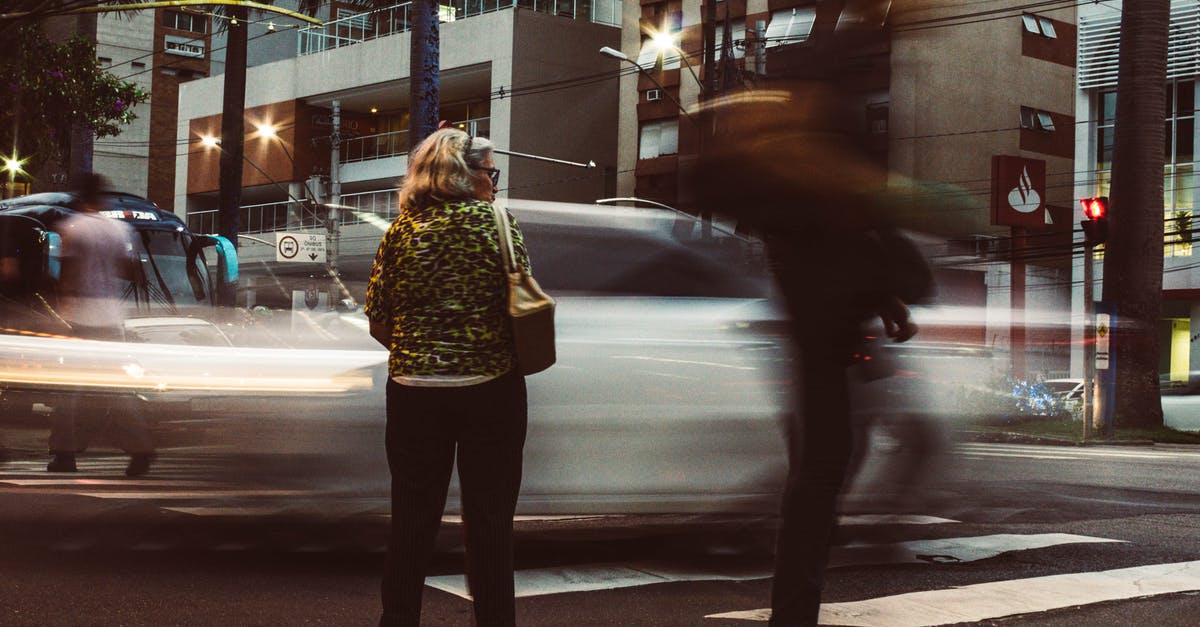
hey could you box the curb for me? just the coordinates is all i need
[959,430,1156,447]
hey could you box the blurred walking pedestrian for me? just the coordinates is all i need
[367,127,531,627]
[47,173,154,476]
[692,8,935,621]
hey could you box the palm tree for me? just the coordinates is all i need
[1102,1,1171,428]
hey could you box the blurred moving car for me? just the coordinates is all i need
[124,316,234,347]
[0,199,1031,515]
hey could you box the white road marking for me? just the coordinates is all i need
[427,534,1118,600]
[78,489,310,499]
[830,533,1123,568]
[2,479,220,487]
[956,451,1082,460]
[439,515,614,524]
[838,515,958,526]
[162,505,295,516]
[959,443,1196,460]
[706,560,1200,625]
[426,561,772,600]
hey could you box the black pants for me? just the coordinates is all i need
[769,326,856,627]
[380,372,528,627]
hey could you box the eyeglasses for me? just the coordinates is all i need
[476,166,501,186]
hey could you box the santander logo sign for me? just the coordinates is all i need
[991,156,1048,227]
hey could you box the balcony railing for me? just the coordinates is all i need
[187,189,401,238]
[341,117,490,164]
[298,0,618,56]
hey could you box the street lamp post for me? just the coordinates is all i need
[599,46,695,123]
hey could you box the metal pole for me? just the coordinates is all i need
[1083,242,1094,439]
[328,100,341,306]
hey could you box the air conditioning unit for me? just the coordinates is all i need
[645,89,662,102]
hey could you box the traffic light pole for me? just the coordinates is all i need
[1083,241,1095,439]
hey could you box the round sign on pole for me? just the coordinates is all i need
[278,235,299,260]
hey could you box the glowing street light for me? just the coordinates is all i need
[599,46,695,123]
[2,155,25,175]
[649,31,702,92]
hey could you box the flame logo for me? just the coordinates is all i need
[1007,166,1042,214]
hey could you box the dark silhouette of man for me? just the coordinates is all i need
[692,53,934,627]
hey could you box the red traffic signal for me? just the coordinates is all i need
[1081,196,1108,221]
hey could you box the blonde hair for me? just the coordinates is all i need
[398,128,494,211]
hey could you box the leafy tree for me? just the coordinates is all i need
[0,25,148,186]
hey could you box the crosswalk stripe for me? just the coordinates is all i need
[830,533,1122,568]
[427,561,772,600]
[78,489,311,499]
[839,515,958,526]
[426,534,1120,600]
[959,443,1195,460]
[706,560,1200,625]
[2,479,221,487]
[955,451,1082,460]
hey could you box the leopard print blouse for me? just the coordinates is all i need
[364,199,532,379]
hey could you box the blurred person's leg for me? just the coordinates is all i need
[770,329,855,626]
[47,392,87,472]
[455,372,528,627]
[380,380,457,627]
[107,394,154,477]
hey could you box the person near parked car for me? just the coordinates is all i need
[366,127,531,627]
[47,173,155,476]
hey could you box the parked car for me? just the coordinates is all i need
[1043,378,1085,419]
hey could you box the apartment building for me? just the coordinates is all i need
[613,0,1078,377]
[1075,1,1200,383]
[42,9,211,207]
[176,2,621,307]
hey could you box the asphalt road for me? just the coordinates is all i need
[1,434,1198,626]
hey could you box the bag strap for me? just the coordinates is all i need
[491,204,518,275]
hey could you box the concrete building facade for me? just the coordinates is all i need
[176,3,621,307]
[1074,1,1200,384]
[611,0,1078,378]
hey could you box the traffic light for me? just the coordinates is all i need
[1080,196,1108,245]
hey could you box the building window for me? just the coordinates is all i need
[1020,106,1055,131]
[639,119,679,159]
[163,9,206,33]
[764,7,816,49]
[1165,80,1196,256]
[1022,13,1056,38]
[715,19,746,61]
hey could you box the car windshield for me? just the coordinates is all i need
[121,229,208,313]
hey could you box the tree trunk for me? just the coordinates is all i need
[67,11,97,185]
[1102,1,1170,428]
[216,6,248,306]
[409,0,439,147]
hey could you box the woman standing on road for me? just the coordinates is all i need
[366,127,531,627]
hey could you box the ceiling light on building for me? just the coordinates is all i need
[370,107,378,114]
[256,123,278,139]
[200,136,220,148]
